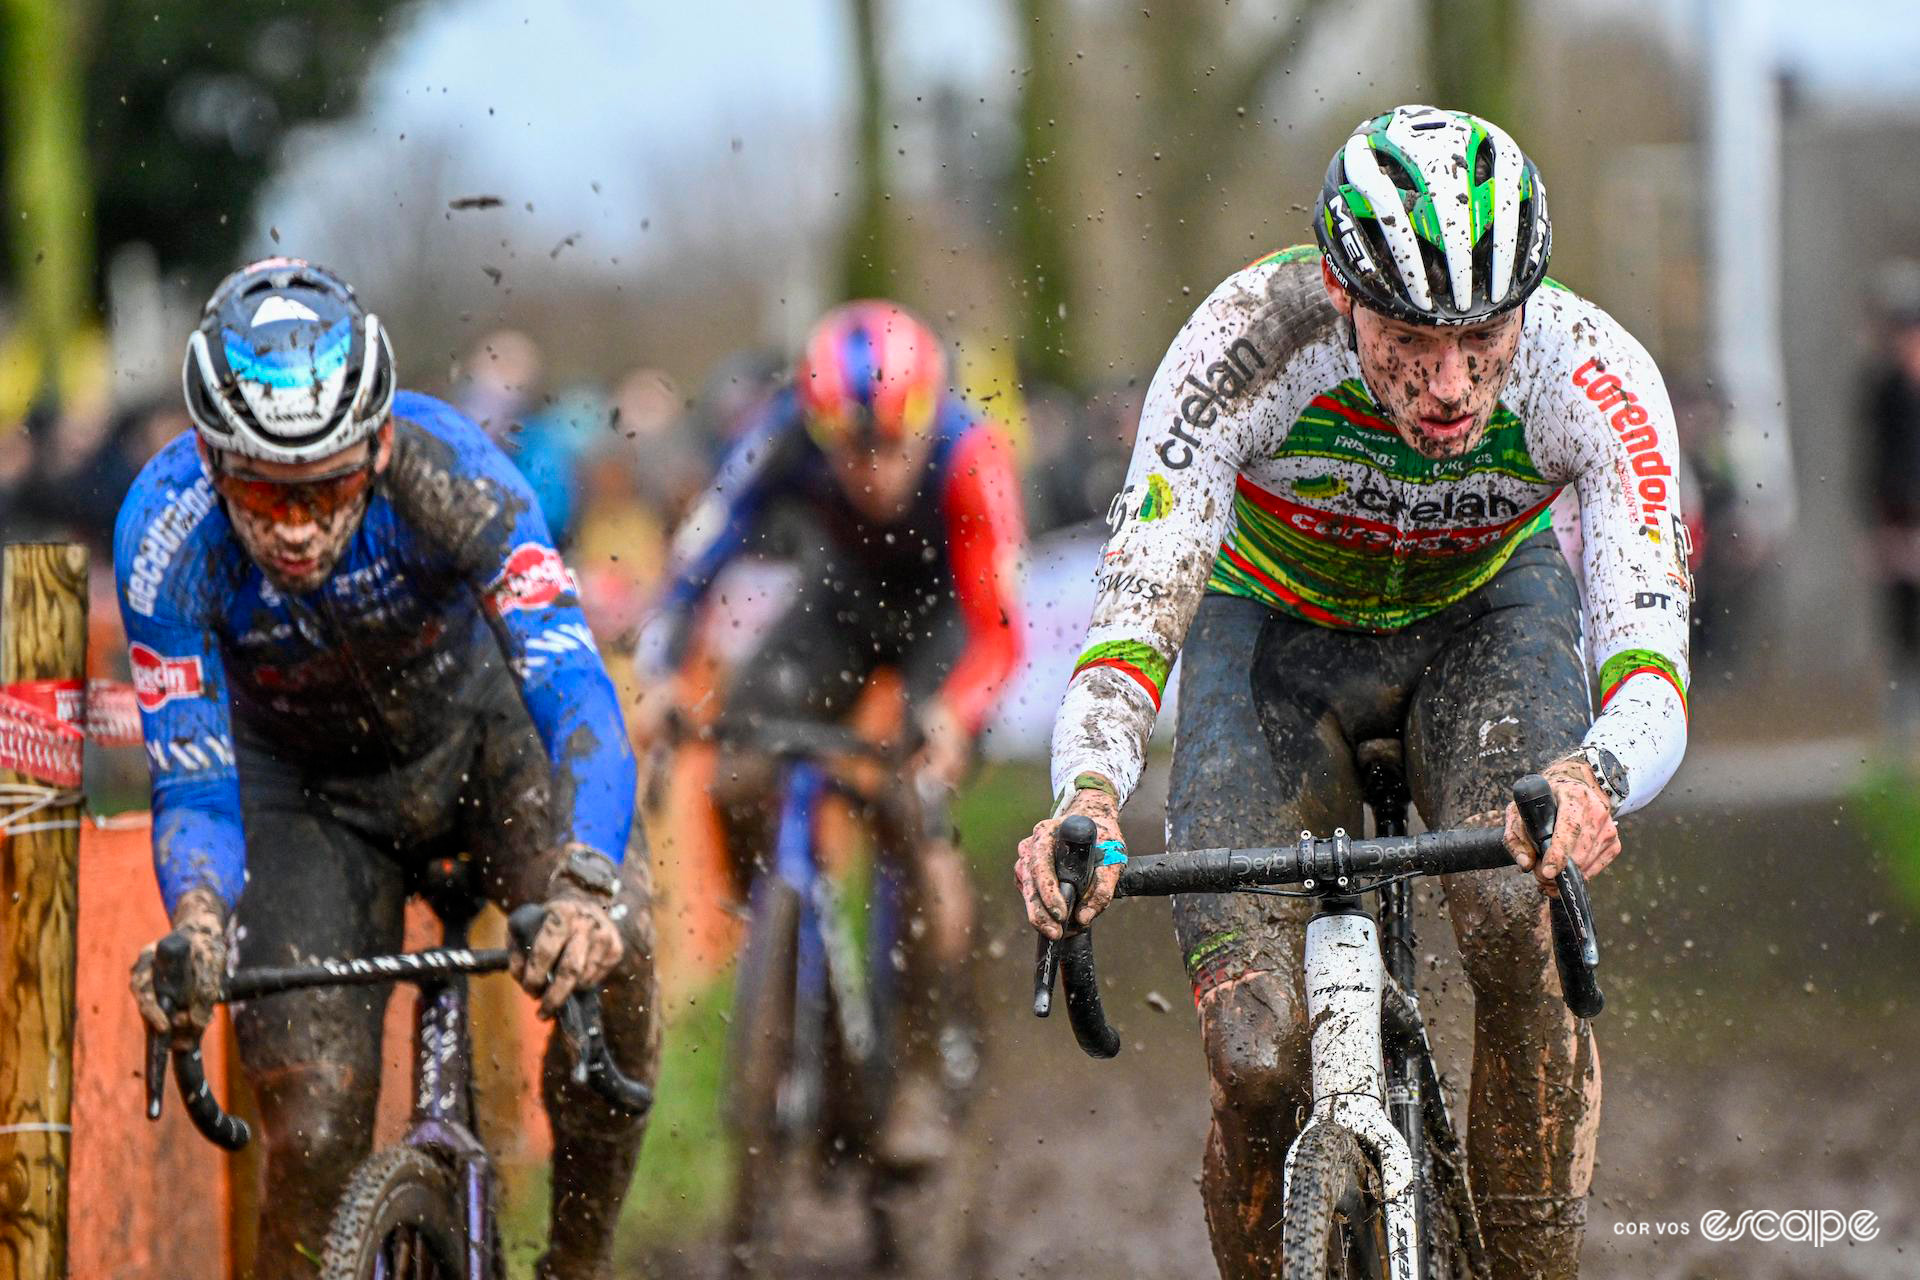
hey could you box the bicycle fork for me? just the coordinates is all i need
[1281,901,1419,1277]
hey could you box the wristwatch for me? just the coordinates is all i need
[549,844,620,901]
[1575,745,1629,813]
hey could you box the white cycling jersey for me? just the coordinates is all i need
[1051,247,1691,815]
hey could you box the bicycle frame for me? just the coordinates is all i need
[401,898,496,1279]
[148,892,651,1279]
[767,757,886,1133]
[1034,773,1603,1280]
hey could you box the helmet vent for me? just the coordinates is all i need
[1382,156,1421,195]
[1472,136,1495,186]
[1470,229,1496,305]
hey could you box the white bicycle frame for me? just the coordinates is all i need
[1279,910,1420,1277]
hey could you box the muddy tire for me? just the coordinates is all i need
[725,878,802,1276]
[1282,1122,1388,1280]
[1420,1125,1480,1279]
[319,1146,468,1280]
[870,1136,987,1279]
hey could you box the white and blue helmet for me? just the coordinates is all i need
[183,257,396,464]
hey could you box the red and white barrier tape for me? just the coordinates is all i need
[0,694,83,789]
[0,679,144,789]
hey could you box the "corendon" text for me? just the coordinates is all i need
[1571,357,1670,528]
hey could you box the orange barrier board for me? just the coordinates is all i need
[66,815,231,1280]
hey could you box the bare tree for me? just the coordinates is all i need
[839,0,896,300]
[1140,0,1335,300]
[1003,0,1335,390]
[3,0,91,396]
[1009,0,1077,388]
[1423,0,1519,126]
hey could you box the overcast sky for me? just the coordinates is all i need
[255,0,1920,258]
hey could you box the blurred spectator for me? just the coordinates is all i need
[1021,379,1139,534]
[0,421,35,540]
[2,398,101,543]
[683,347,784,464]
[66,400,195,551]
[610,367,704,517]
[451,328,542,447]
[569,367,695,649]
[1860,277,1920,735]
[507,386,606,547]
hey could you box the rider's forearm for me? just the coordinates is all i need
[1047,267,1277,815]
[528,666,638,864]
[1050,664,1161,806]
[153,800,246,915]
[1559,313,1691,817]
[1582,663,1687,815]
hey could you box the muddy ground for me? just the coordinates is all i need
[644,776,1920,1279]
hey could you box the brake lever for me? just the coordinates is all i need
[507,902,652,1114]
[1512,774,1605,1018]
[145,933,193,1121]
[1033,815,1097,1017]
[144,1029,168,1121]
[145,931,252,1148]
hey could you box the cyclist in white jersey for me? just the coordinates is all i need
[1015,105,1691,1278]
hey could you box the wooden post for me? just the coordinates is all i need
[0,542,89,1280]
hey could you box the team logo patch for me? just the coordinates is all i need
[1138,473,1174,521]
[487,543,579,614]
[129,643,205,712]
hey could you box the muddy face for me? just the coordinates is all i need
[205,432,389,594]
[1324,270,1524,460]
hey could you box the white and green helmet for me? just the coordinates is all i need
[1314,105,1551,327]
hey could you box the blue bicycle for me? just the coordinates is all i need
[711,715,940,1276]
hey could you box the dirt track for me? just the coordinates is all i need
[650,784,1920,1278]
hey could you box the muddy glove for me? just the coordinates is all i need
[1015,776,1127,939]
[130,888,228,1047]
[510,844,627,1017]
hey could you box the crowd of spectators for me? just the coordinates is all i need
[0,328,1140,667]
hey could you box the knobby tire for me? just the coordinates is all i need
[1282,1122,1389,1280]
[725,878,802,1276]
[319,1146,468,1280]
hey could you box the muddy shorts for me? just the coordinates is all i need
[1167,531,1591,1003]
[228,662,652,1071]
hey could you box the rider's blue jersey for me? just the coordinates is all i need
[113,391,636,913]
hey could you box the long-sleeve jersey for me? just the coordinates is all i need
[114,391,637,913]
[637,387,1025,734]
[1052,247,1691,814]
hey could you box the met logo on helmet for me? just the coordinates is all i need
[129,643,205,712]
[486,543,580,615]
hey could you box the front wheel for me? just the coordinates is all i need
[1282,1122,1389,1280]
[725,877,802,1276]
[320,1146,470,1280]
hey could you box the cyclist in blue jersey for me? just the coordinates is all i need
[117,259,658,1280]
